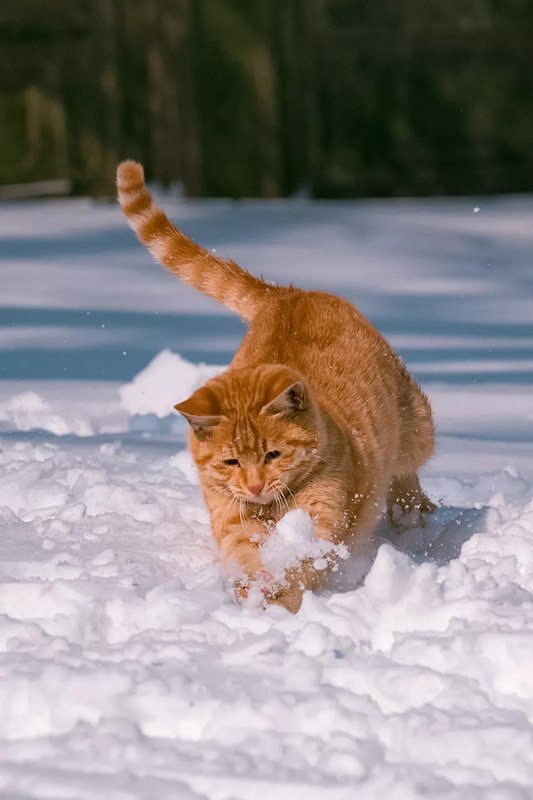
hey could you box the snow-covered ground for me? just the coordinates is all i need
[1,193,533,799]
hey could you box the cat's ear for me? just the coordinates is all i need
[262,379,307,415]
[175,387,225,440]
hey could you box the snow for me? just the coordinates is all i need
[119,349,222,419]
[1,193,533,798]
[260,509,349,583]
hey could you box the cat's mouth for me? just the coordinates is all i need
[244,492,273,505]
[233,489,274,506]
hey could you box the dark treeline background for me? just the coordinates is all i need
[1,0,533,198]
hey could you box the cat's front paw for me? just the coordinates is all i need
[234,570,273,607]
[233,570,303,613]
[264,582,304,613]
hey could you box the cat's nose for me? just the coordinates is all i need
[248,483,264,496]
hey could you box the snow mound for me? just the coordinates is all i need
[119,349,223,418]
[261,509,349,582]
[0,354,223,437]
[0,384,113,436]
[2,391,78,436]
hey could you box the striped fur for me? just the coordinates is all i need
[116,159,436,613]
[116,160,270,320]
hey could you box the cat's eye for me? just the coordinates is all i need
[223,458,240,466]
[265,450,281,462]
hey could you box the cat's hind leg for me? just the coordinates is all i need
[387,472,436,529]
[388,374,436,529]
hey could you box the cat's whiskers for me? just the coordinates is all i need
[239,499,252,535]
[273,486,290,518]
[211,485,232,501]
[220,494,239,531]
[278,480,296,506]
[212,486,237,528]
[273,491,283,520]
[271,481,294,516]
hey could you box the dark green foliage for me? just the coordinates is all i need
[1,0,532,197]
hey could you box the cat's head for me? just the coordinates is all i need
[175,365,321,505]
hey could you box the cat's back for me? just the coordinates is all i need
[231,287,421,470]
[233,288,399,398]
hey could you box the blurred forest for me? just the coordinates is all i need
[1,0,533,198]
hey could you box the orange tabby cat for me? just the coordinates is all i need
[117,160,435,612]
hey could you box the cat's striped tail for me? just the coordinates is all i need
[116,160,271,321]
